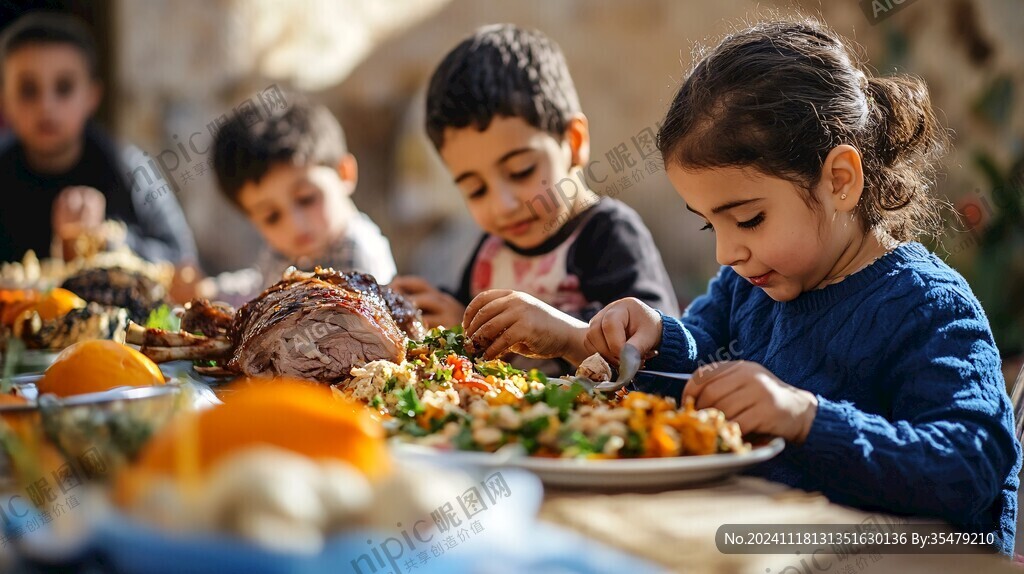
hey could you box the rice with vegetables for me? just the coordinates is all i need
[335,327,749,459]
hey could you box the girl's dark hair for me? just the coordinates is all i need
[657,19,948,242]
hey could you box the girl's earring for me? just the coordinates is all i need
[840,193,848,200]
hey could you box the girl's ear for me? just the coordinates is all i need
[564,114,590,169]
[822,144,864,212]
[335,153,358,195]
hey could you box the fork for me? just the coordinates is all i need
[593,342,695,392]
[590,343,640,392]
[593,370,694,392]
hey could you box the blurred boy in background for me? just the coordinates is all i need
[205,98,396,304]
[0,12,197,265]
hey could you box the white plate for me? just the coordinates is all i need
[391,437,785,489]
[7,361,222,409]
[10,360,208,385]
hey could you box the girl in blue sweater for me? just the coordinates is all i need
[461,20,1021,554]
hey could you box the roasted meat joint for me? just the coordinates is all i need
[127,267,426,382]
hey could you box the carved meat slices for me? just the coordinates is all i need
[127,268,426,383]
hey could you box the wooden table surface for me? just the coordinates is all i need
[539,476,1021,574]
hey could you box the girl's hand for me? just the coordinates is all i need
[389,276,466,329]
[463,290,588,363]
[683,361,819,444]
[584,298,663,367]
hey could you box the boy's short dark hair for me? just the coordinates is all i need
[425,24,581,150]
[0,12,98,79]
[212,99,348,205]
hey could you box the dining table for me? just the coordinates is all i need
[539,476,1023,574]
[2,443,1022,574]
[3,361,1022,573]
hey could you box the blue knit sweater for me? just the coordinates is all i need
[644,242,1021,554]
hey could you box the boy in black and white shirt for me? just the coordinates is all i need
[391,25,677,371]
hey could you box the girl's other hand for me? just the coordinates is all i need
[463,289,588,363]
[683,360,818,444]
[389,275,466,329]
[584,298,663,367]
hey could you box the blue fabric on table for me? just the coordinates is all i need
[7,469,666,574]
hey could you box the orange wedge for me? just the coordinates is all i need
[117,378,390,506]
[33,288,86,321]
[36,340,165,397]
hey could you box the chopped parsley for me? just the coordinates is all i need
[562,431,612,458]
[527,369,549,384]
[544,381,586,420]
[395,387,424,419]
[430,366,453,383]
[474,359,523,379]
[416,326,469,357]
[622,430,645,457]
[519,416,552,454]
[144,304,180,331]
[452,424,478,451]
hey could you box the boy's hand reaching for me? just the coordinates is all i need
[684,361,818,444]
[52,186,106,240]
[584,298,663,366]
[389,276,466,329]
[463,290,588,363]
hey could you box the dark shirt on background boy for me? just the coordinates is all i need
[451,196,678,322]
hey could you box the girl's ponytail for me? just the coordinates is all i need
[860,75,948,241]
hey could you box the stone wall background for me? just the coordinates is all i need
[110,0,1023,353]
